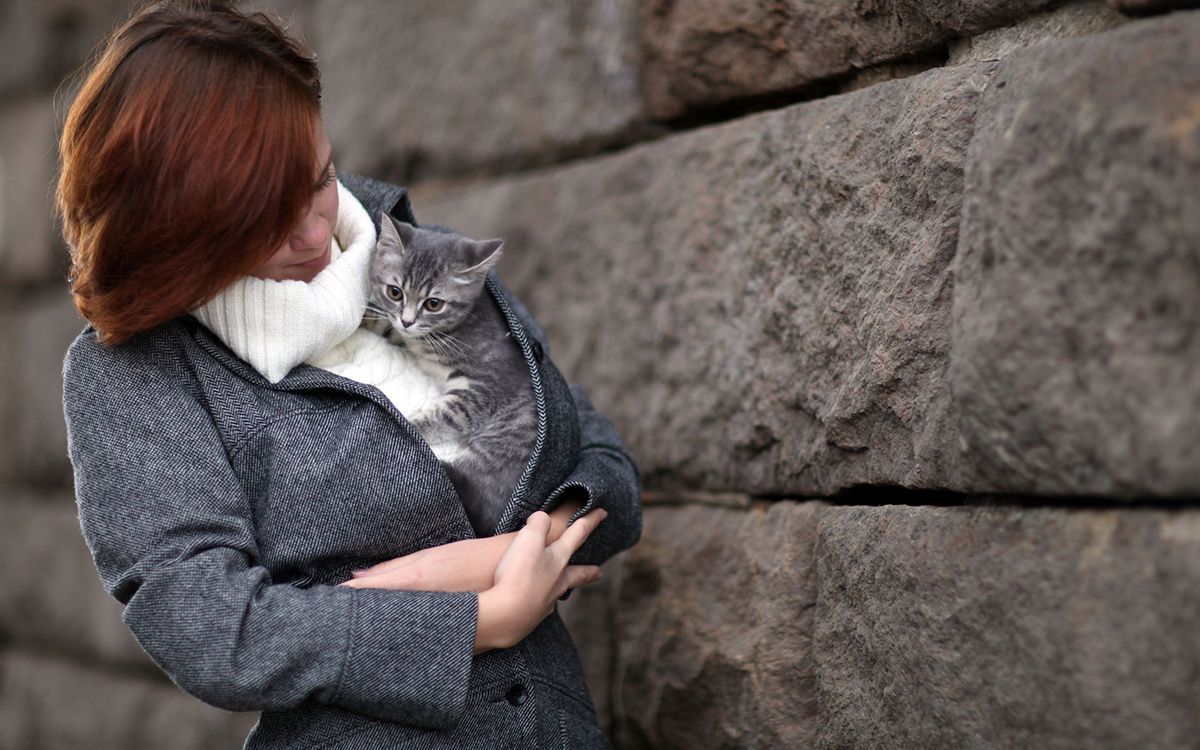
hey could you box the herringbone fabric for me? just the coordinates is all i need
[61,175,641,749]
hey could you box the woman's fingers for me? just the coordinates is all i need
[352,559,401,578]
[512,511,553,552]
[495,512,552,573]
[555,565,602,599]
[551,507,608,556]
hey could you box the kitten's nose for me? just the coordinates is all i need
[401,318,414,329]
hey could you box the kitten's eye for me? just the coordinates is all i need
[424,298,444,312]
[385,285,403,302]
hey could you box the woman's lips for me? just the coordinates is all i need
[292,243,330,270]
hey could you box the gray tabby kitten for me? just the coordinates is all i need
[365,213,537,536]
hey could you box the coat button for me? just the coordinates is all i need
[505,683,528,706]
[531,340,544,362]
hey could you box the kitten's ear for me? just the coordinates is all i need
[379,212,418,249]
[462,238,504,275]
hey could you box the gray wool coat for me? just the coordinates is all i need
[61,173,642,750]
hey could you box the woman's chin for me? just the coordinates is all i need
[252,247,331,283]
[284,246,331,282]
[292,265,325,283]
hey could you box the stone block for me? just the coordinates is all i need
[952,12,1200,497]
[639,0,1058,119]
[604,502,821,749]
[308,0,644,181]
[419,63,994,497]
[814,504,1200,748]
[0,649,258,750]
[947,0,1128,64]
[0,499,151,671]
[0,96,64,286]
[0,291,86,485]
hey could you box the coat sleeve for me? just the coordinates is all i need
[544,383,644,567]
[61,330,478,729]
[488,279,643,567]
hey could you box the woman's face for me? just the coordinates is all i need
[251,120,338,283]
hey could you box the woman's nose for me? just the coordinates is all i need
[290,208,329,251]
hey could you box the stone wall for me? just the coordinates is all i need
[1,0,1197,747]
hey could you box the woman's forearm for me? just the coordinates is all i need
[342,497,588,592]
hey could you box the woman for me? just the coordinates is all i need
[56,2,641,748]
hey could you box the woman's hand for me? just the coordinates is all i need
[473,509,606,655]
[339,497,587,592]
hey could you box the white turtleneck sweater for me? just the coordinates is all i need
[191,180,442,418]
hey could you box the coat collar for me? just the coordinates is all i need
[181,275,556,536]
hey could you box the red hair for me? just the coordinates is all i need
[57,0,322,346]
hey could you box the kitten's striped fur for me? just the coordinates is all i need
[364,214,536,536]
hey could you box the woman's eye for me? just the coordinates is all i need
[424,298,444,312]
[315,166,336,191]
[386,285,403,302]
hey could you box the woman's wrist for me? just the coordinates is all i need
[473,588,515,655]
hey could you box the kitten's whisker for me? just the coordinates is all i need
[431,332,469,358]
[436,337,462,360]
[444,338,471,359]
[424,335,449,360]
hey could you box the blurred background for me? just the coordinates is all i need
[2,0,1198,748]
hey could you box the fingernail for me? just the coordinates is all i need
[350,569,368,577]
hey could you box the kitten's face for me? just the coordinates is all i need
[369,214,502,339]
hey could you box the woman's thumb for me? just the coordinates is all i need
[516,511,551,540]
[523,511,550,531]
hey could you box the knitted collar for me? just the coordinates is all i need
[190,180,377,383]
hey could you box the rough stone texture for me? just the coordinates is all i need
[815,504,1200,749]
[638,0,1057,119]
[952,12,1200,497]
[0,291,84,485]
[1109,0,1200,14]
[0,499,151,671]
[308,0,645,182]
[0,96,63,286]
[947,0,1128,64]
[602,503,821,750]
[640,490,753,508]
[0,649,259,750]
[837,58,948,95]
[419,63,995,497]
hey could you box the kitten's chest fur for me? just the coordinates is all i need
[370,292,537,535]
